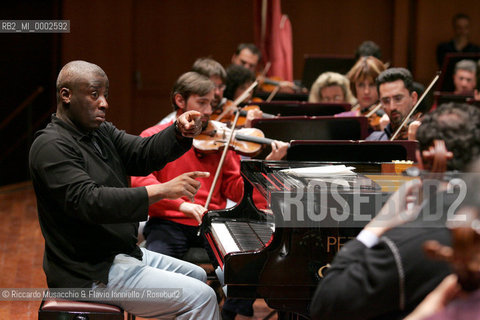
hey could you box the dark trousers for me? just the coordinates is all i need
[143,218,206,259]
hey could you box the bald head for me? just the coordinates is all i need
[56,60,107,103]
[55,60,110,132]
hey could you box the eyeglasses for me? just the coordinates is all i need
[380,94,406,106]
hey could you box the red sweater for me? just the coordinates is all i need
[131,121,244,226]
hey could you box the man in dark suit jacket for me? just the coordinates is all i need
[311,102,480,320]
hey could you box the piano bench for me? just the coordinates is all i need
[38,298,136,320]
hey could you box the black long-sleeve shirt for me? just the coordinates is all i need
[29,115,191,288]
[310,192,456,320]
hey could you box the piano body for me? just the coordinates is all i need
[203,160,415,317]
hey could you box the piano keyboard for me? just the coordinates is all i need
[211,221,274,256]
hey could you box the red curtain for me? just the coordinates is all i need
[254,0,293,81]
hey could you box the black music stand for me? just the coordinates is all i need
[251,116,368,159]
[437,52,480,92]
[253,101,351,117]
[433,91,474,107]
[253,91,309,102]
[301,54,356,90]
[252,116,368,142]
[286,140,419,162]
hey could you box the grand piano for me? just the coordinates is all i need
[202,160,415,318]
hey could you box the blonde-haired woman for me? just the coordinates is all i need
[309,72,356,104]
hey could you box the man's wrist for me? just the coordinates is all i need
[174,121,185,139]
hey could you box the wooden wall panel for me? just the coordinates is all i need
[130,0,254,133]
[61,0,134,132]
[282,0,394,79]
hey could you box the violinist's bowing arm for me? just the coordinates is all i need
[179,202,207,225]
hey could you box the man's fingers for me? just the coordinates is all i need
[187,171,210,179]
[182,111,202,129]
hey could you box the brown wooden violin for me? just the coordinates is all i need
[256,62,306,94]
[363,102,383,131]
[211,100,276,127]
[193,120,274,157]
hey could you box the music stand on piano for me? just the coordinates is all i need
[252,101,351,117]
[252,116,368,159]
[254,91,309,102]
[286,140,419,162]
[252,116,368,141]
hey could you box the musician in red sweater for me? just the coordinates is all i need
[131,71,241,256]
[132,68,287,319]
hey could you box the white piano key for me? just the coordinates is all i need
[211,222,240,256]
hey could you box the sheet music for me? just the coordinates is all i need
[280,165,356,177]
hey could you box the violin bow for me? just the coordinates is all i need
[365,102,382,118]
[390,72,441,141]
[260,62,272,78]
[215,80,259,122]
[196,81,258,236]
[266,85,280,102]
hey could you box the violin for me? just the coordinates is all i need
[256,62,306,94]
[193,120,274,157]
[362,102,384,131]
[210,100,276,127]
[257,75,307,94]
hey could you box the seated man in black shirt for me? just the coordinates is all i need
[29,60,219,319]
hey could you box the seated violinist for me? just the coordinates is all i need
[346,55,389,131]
[224,64,256,102]
[159,57,227,125]
[308,71,357,104]
[132,72,235,256]
[231,43,261,74]
[232,42,300,94]
[366,68,421,141]
[131,71,285,320]
[223,64,289,159]
[347,56,387,114]
[453,59,477,94]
